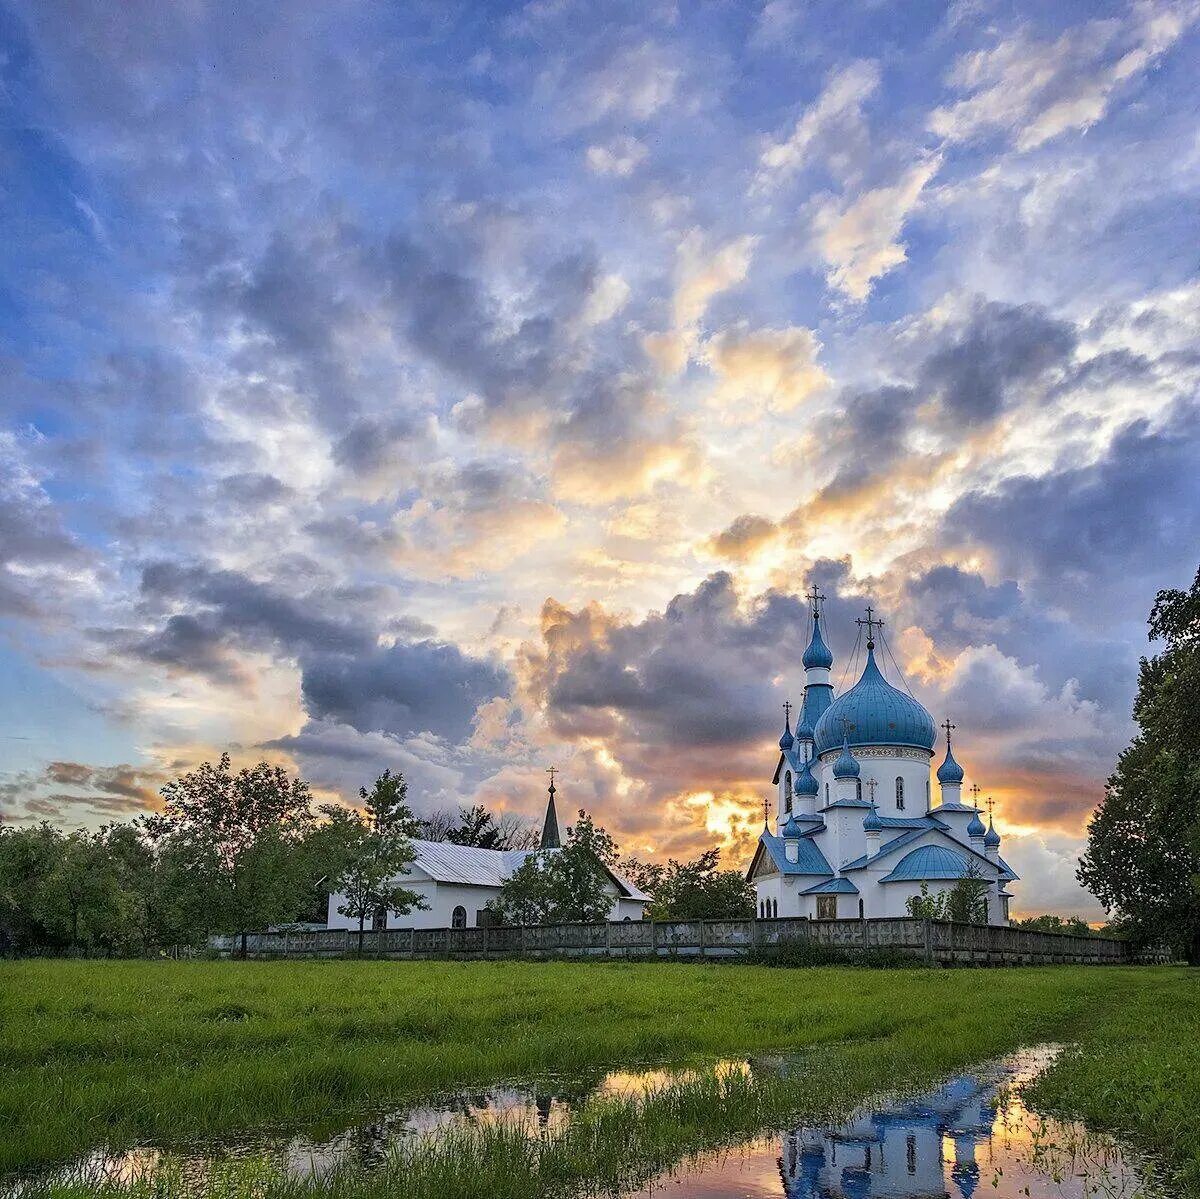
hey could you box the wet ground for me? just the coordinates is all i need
[33,1045,1172,1198]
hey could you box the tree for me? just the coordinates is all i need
[906,866,990,923]
[1079,567,1200,963]
[421,804,539,850]
[624,849,755,920]
[154,754,315,955]
[488,810,620,925]
[1014,914,1100,938]
[322,771,425,951]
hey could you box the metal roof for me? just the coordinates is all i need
[751,830,834,878]
[880,844,974,883]
[813,644,936,755]
[801,877,859,895]
[408,840,651,901]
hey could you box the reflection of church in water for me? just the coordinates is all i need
[778,1070,996,1198]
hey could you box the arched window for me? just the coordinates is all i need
[451,905,467,929]
[784,771,793,810]
[926,779,931,807]
[825,783,830,803]
[772,898,778,918]
[895,776,905,810]
[855,779,862,801]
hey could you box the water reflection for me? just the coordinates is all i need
[629,1048,1164,1199]
[27,1048,1167,1199]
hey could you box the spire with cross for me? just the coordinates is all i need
[762,794,772,829]
[969,782,982,808]
[783,699,792,724]
[540,767,561,850]
[986,794,995,821]
[866,777,877,803]
[941,717,956,750]
[855,605,884,649]
[804,585,825,617]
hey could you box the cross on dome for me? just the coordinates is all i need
[855,605,884,648]
[804,585,825,615]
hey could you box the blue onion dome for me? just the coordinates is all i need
[863,802,883,833]
[967,809,986,838]
[937,742,965,785]
[802,612,834,670]
[984,817,1001,848]
[832,734,861,779]
[795,755,819,796]
[778,715,794,752]
[794,713,815,744]
[781,813,803,838]
[813,644,936,755]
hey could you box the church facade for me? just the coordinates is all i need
[747,602,1017,924]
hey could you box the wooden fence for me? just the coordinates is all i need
[212,916,1148,967]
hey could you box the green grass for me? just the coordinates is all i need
[1,960,1196,1192]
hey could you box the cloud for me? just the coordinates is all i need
[754,60,881,192]
[811,156,942,301]
[585,136,649,177]
[930,2,1197,151]
[301,639,511,744]
[704,514,781,563]
[703,323,829,418]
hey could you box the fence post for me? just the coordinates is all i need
[698,919,706,958]
[650,920,658,957]
[923,919,934,965]
[604,921,612,958]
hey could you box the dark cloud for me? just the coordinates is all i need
[918,300,1076,424]
[0,478,90,618]
[300,640,511,743]
[944,405,1200,616]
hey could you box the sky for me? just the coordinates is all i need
[1,0,1198,920]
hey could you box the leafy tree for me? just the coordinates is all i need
[321,771,425,951]
[906,866,990,923]
[1079,567,1200,963]
[1014,914,1100,937]
[488,810,620,925]
[154,754,315,955]
[0,824,69,953]
[625,849,755,920]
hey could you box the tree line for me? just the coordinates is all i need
[0,756,753,957]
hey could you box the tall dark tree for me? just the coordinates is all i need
[421,803,539,850]
[154,754,315,955]
[1078,568,1200,963]
[321,771,425,951]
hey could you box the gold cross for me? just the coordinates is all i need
[546,766,558,793]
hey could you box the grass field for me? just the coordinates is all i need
[2,960,1198,1195]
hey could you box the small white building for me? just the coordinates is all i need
[747,600,1018,924]
[326,785,650,930]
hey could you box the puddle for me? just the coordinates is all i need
[624,1047,1168,1199]
[18,1046,1172,1198]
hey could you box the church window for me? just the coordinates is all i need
[895,776,905,810]
[784,771,793,810]
[451,905,467,929]
[817,895,837,920]
[906,1135,916,1174]
[772,898,778,917]
[855,779,862,801]
[926,780,930,806]
[825,783,830,803]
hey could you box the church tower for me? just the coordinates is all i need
[540,769,561,850]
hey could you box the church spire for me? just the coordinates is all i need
[540,767,561,850]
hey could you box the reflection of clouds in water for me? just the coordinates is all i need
[636,1046,1164,1199]
[44,1047,1164,1199]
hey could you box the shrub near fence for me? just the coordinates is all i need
[211,916,1142,966]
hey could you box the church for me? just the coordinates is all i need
[747,598,1017,925]
[325,780,650,931]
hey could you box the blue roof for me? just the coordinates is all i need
[937,741,965,784]
[928,801,979,814]
[880,844,974,883]
[984,817,1001,848]
[966,810,986,838]
[842,827,927,871]
[781,813,803,837]
[803,612,834,670]
[795,755,819,796]
[801,680,833,729]
[801,876,859,895]
[813,645,936,755]
[821,797,873,810]
[794,713,814,742]
[832,735,861,779]
[778,709,794,751]
[754,831,834,877]
[863,802,883,832]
